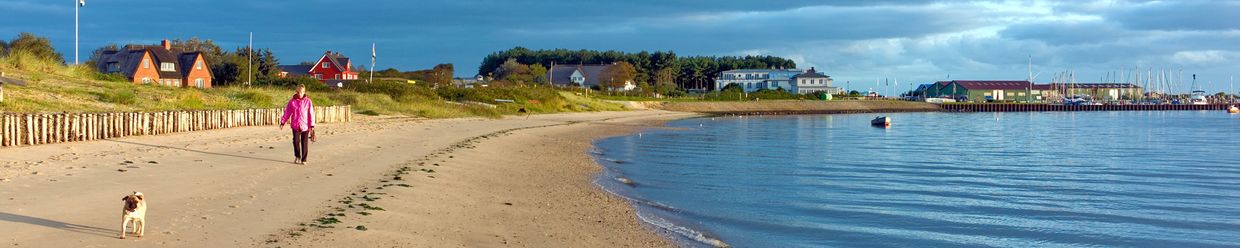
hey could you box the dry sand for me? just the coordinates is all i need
[0,110,699,247]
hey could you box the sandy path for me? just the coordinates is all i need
[0,110,696,247]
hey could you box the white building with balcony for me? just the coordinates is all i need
[714,68,804,92]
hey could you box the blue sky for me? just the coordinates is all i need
[3,0,1239,93]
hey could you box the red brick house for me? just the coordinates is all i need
[278,51,359,82]
[95,40,213,88]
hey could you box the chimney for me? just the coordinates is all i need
[161,40,171,50]
[326,50,332,55]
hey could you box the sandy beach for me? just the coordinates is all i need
[0,110,698,247]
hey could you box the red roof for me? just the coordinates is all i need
[951,80,1034,90]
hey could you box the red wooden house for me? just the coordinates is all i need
[278,51,359,82]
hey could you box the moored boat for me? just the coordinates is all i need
[871,116,890,127]
[1190,90,1209,105]
[1228,105,1239,114]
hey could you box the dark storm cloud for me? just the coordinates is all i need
[1106,1,1240,31]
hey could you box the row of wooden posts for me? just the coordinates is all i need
[0,105,351,148]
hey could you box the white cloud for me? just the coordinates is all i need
[1171,50,1240,65]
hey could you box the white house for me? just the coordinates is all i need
[714,68,804,92]
[790,67,842,95]
[548,64,635,91]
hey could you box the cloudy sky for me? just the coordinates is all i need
[3,0,1239,93]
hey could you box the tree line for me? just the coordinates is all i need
[361,64,455,87]
[477,47,797,93]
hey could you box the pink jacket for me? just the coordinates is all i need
[281,95,315,131]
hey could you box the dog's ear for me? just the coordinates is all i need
[136,195,143,201]
[122,196,129,201]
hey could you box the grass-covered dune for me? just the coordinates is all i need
[0,55,623,118]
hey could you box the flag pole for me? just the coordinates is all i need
[247,32,252,88]
[369,43,375,83]
[75,0,81,65]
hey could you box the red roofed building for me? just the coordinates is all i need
[279,51,359,84]
[94,40,213,88]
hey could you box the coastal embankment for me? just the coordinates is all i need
[644,100,942,115]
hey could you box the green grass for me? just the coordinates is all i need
[0,62,627,118]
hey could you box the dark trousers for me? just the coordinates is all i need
[292,130,310,162]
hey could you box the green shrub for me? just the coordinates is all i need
[233,90,274,107]
[176,91,207,109]
[94,72,129,82]
[95,89,137,105]
[267,77,331,91]
[345,81,438,101]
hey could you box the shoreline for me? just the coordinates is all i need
[0,110,698,247]
[651,100,942,116]
[271,110,700,247]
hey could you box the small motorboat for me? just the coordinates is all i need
[1228,105,1239,114]
[871,116,891,127]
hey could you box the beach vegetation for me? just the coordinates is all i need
[315,217,341,225]
[358,203,385,211]
[1,33,624,118]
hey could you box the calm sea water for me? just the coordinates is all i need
[593,111,1240,248]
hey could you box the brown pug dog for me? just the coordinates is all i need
[120,192,146,239]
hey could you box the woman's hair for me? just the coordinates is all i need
[294,84,308,98]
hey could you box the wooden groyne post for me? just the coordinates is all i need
[0,105,351,148]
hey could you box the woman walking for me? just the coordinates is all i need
[280,84,315,165]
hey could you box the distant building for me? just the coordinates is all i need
[938,80,1039,102]
[277,65,312,78]
[789,67,842,95]
[714,68,803,92]
[453,75,484,88]
[920,81,954,98]
[548,64,635,91]
[916,81,1144,102]
[95,40,212,88]
[278,51,360,82]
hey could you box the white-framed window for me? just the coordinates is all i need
[143,59,150,69]
[322,62,329,69]
[314,74,322,79]
[334,74,340,79]
[141,77,152,84]
[195,78,205,88]
[195,61,203,70]
[160,62,175,72]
